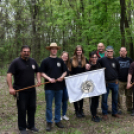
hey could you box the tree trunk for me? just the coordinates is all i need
[120,0,126,47]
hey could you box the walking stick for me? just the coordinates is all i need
[16,81,50,92]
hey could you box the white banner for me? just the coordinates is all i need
[65,68,107,103]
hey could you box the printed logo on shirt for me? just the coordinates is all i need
[32,65,36,69]
[112,63,116,68]
[119,60,130,69]
[57,62,61,67]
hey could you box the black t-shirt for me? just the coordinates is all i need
[89,63,101,71]
[7,57,39,91]
[116,57,133,82]
[39,57,67,90]
[97,57,120,82]
[70,58,88,75]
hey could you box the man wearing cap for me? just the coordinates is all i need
[97,46,120,120]
[116,47,133,114]
[40,43,67,131]
[7,45,41,134]
[96,43,107,58]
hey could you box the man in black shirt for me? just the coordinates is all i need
[116,47,133,114]
[98,46,120,120]
[7,45,41,134]
[40,43,67,131]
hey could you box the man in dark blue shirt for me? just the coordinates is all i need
[116,47,133,114]
[98,46,120,120]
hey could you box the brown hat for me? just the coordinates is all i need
[46,43,61,50]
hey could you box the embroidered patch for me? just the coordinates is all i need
[32,65,36,69]
[112,63,115,68]
[57,62,61,67]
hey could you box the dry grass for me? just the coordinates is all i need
[1,76,134,134]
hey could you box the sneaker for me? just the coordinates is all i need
[20,130,28,134]
[28,127,39,132]
[62,115,69,121]
[55,122,64,128]
[92,116,101,122]
[60,116,63,120]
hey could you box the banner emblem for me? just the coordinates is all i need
[81,80,94,93]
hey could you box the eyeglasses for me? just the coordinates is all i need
[107,51,113,53]
[91,57,97,58]
[22,51,30,53]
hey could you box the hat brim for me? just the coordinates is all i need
[46,46,61,50]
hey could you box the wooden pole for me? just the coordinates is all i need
[16,82,50,92]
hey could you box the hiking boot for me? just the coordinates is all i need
[80,109,85,117]
[75,111,82,118]
[55,122,64,128]
[92,116,101,122]
[46,122,52,131]
[102,115,108,121]
[112,114,120,118]
[19,130,28,134]
[28,127,39,132]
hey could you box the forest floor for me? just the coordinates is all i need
[1,76,134,134]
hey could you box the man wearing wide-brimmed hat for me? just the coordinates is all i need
[40,43,67,131]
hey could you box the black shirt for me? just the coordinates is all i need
[7,57,39,91]
[70,58,88,75]
[90,63,101,71]
[97,57,120,82]
[40,57,67,90]
[116,57,133,82]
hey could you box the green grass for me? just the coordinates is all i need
[1,76,134,134]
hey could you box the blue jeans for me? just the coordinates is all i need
[62,87,68,116]
[45,90,63,123]
[102,83,119,115]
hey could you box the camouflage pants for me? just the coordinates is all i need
[118,81,132,110]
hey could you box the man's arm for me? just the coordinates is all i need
[126,74,132,89]
[41,73,56,83]
[36,72,41,86]
[57,71,67,82]
[7,73,16,95]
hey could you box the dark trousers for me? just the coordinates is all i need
[90,96,99,116]
[17,89,36,130]
[62,87,68,116]
[74,99,83,112]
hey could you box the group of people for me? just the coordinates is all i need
[6,42,134,134]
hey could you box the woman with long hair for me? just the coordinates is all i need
[70,45,90,118]
[60,51,71,120]
[89,51,101,122]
